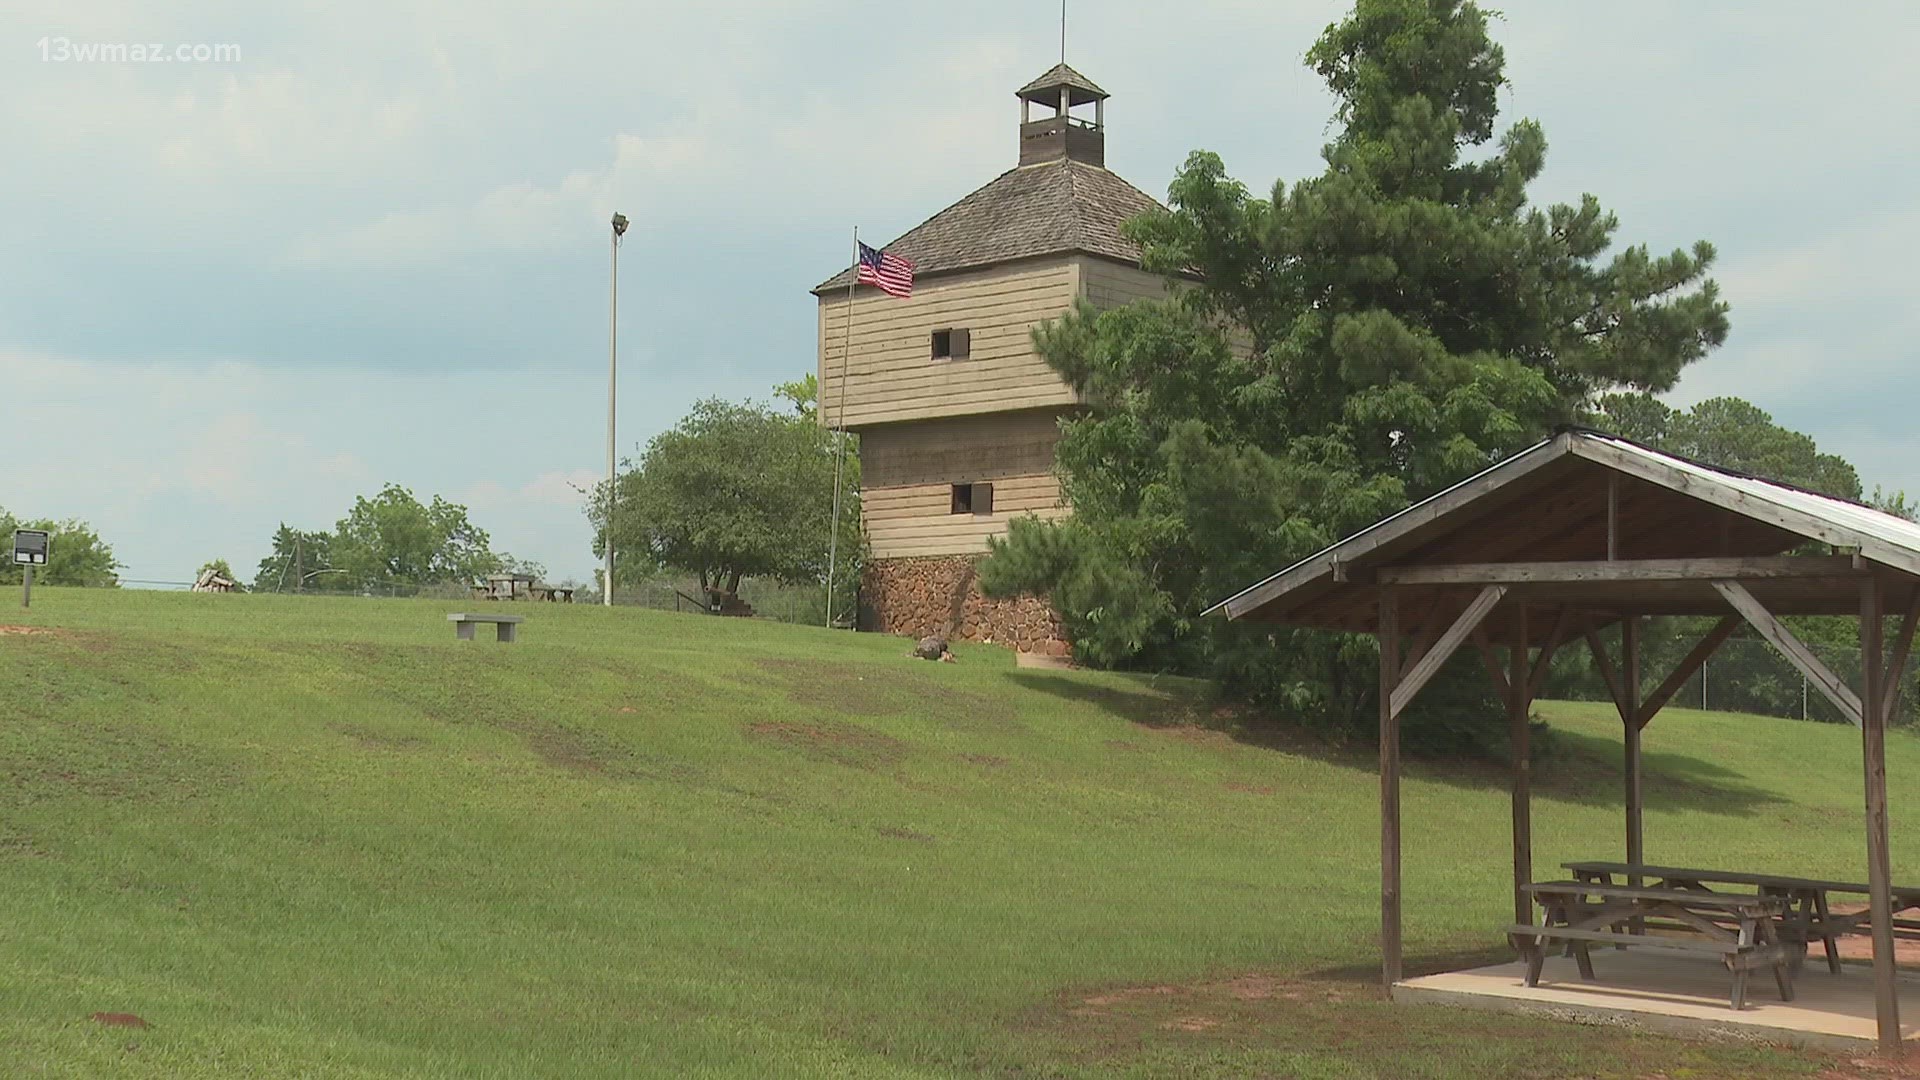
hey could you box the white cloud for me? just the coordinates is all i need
[0,352,603,583]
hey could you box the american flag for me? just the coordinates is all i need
[856,241,914,298]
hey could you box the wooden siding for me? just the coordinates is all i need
[860,412,1061,488]
[864,473,1067,559]
[819,259,1079,429]
[1080,255,1171,309]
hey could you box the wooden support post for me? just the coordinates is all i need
[1622,617,1644,891]
[1860,578,1900,1048]
[1510,604,1533,927]
[1379,589,1403,989]
[1607,474,1619,561]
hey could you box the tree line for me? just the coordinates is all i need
[253,484,543,594]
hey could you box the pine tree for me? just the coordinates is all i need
[981,0,1729,743]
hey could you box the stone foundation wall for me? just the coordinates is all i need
[861,555,1068,655]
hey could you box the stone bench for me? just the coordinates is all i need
[447,613,524,642]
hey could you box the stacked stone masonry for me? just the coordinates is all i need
[861,555,1070,656]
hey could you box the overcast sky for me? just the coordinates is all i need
[3,1,1915,585]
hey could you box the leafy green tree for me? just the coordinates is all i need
[332,485,500,592]
[1592,394,1859,498]
[774,373,820,422]
[495,553,547,581]
[980,0,1728,745]
[0,507,122,587]
[589,389,861,609]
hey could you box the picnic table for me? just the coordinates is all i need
[1566,861,1920,976]
[1511,880,1795,1010]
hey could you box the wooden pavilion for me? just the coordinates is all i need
[1209,427,1920,1047]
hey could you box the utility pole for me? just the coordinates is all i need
[606,212,628,608]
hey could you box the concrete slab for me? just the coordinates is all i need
[1395,951,1920,1049]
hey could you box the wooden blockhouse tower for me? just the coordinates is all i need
[814,64,1170,652]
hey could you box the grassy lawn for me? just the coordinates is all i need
[0,587,1910,1077]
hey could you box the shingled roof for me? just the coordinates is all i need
[812,158,1165,293]
[1017,63,1108,105]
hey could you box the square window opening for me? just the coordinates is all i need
[931,328,970,361]
[951,481,993,516]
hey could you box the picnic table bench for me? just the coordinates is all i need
[447,612,524,642]
[1566,861,1920,976]
[1511,881,1794,1010]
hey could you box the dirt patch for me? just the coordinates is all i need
[873,825,935,843]
[0,826,50,858]
[744,719,910,771]
[1030,969,1827,1077]
[959,753,1010,769]
[755,658,1021,734]
[509,720,664,780]
[1103,740,1141,752]
[1825,905,1920,965]
[0,625,61,637]
[89,1013,148,1029]
[1820,1048,1920,1079]
[1165,725,1236,749]
[334,724,431,751]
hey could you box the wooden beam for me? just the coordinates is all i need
[1525,606,1574,703]
[1881,587,1920,726]
[1510,604,1533,927]
[1379,590,1402,988]
[1859,578,1901,1048]
[1399,592,1452,683]
[1584,627,1628,724]
[1635,616,1741,729]
[1473,633,1510,700]
[1390,585,1507,719]
[1713,580,1865,726]
[1374,556,1861,586]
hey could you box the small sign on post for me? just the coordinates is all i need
[13,529,48,609]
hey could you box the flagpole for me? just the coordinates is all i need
[825,226,858,629]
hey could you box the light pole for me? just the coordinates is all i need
[606,211,628,608]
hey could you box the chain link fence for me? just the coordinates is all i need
[603,576,841,627]
[1546,619,1920,727]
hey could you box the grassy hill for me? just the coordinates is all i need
[0,588,1908,1078]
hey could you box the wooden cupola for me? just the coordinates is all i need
[1016,63,1107,167]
